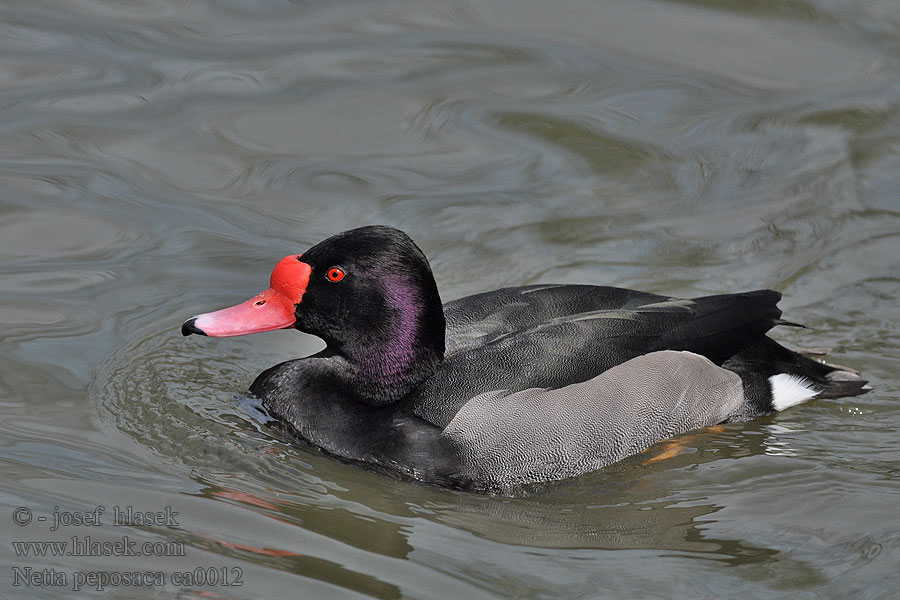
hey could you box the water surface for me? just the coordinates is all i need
[2,0,899,598]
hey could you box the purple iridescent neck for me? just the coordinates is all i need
[379,279,425,369]
[348,278,445,404]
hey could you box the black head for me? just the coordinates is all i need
[182,225,446,403]
[297,226,445,361]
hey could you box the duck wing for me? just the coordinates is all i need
[411,286,782,428]
[442,284,667,355]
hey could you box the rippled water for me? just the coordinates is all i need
[2,0,899,598]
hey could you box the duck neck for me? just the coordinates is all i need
[335,279,446,405]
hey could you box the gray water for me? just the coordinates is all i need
[2,0,899,598]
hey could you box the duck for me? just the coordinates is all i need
[182,225,869,492]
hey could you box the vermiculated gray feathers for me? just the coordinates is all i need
[442,351,744,488]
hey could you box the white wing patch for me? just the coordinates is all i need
[769,373,819,411]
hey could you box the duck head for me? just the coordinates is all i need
[182,226,446,400]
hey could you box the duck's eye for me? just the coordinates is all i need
[326,267,345,282]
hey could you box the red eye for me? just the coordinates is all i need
[326,267,345,282]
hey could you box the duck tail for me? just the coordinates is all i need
[656,289,784,363]
[723,337,870,417]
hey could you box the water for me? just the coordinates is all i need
[2,0,899,598]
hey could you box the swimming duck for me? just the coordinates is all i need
[182,225,869,492]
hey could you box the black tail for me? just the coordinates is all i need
[724,337,869,399]
[655,290,784,363]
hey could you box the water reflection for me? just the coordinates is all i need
[103,326,787,569]
[3,0,899,597]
